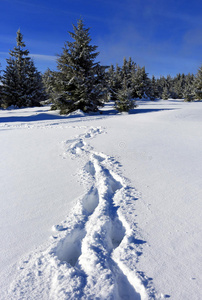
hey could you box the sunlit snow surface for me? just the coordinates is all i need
[0,100,202,299]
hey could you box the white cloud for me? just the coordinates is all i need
[0,52,8,56]
[30,54,56,62]
[0,52,56,62]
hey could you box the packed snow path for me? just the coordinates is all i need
[60,127,148,299]
[6,126,155,300]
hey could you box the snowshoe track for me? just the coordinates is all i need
[7,126,156,300]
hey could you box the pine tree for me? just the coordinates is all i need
[172,73,187,99]
[131,66,150,99]
[42,68,56,102]
[182,73,194,102]
[154,73,196,100]
[114,78,136,112]
[183,85,194,102]
[107,58,135,101]
[112,57,137,111]
[185,73,195,88]
[1,29,46,108]
[195,65,202,100]
[121,57,136,89]
[52,18,107,114]
[156,76,165,98]
[149,75,159,100]
[25,60,47,106]
[106,64,117,101]
[162,86,170,100]
[113,64,122,94]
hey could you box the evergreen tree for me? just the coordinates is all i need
[195,65,202,100]
[154,73,197,100]
[131,66,150,99]
[121,57,136,89]
[42,68,56,101]
[182,73,194,102]
[121,57,128,80]
[1,29,46,108]
[149,75,159,100]
[113,64,122,93]
[113,57,137,111]
[106,64,118,101]
[106,58,137,102]
[162,86,170,100]
[183,85,194,102]
[114,57,135,112]
[52,18,108,114]
[173,73,187,99]
[166,75,172,91]
[185,73,195,88]
[114,78,136,112]
[156,76,166,98]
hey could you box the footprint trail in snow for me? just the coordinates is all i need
[7,126,156,300]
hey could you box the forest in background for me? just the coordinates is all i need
[0,19,202,114]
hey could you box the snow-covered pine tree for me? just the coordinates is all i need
[166,75,172,94]
[172,73,184,99]
[113,64,122,94]
[149,75,159,100]
[185,73,195,88]
[42,68,56,102]
[106,64,117,101]
[153,73,196,100]
[122,57,131,82]
[183,85,194,102]
[52,18,107,114]
[1,29,46,108]
[194,65,202,100]
[162,86,170,100]
[107,58,136,102]
[1,58,19,107]
[182,73,194,102]
[121,57,136,89]
[114,77,136,112]
[156,76,165,98]
[131,66,150,99]
[25,60,47,106]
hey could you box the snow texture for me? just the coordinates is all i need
[0,99,202,299]
[3,125,150,299]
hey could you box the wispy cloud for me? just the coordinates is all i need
[157,11,202,26]
[0,52,56,62]
[0,34,16,45]
[2,0,105,23]
[183,29,202,46]
[0,52,9,56]
[30,54,56,62]
[0,52,57,72]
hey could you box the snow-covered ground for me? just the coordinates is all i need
[0,100,202,299]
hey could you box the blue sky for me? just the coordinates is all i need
[1,0,202,77]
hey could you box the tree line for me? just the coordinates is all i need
[1,18,202,114]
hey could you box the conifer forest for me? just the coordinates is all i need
[0,18,202,114]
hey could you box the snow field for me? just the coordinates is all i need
[89,100,202,299]
[4,124,153,299]
[1,100,202,299]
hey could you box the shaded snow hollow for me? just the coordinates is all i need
[0,99,202,299]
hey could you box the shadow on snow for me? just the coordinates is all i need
[0,106,176,123]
